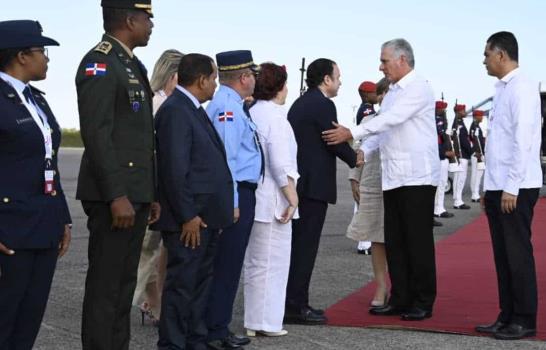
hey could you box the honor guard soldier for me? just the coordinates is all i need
[75,1,160,349]
[356,81,377,124]
[0,20,72,350]
[433,100,455,220]
[205,50,263,350]
[469,109,486,202]
[451,102,472,209]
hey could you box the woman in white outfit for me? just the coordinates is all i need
[347,78,390,307]
[133,49,183,325]
[244,63,299,337]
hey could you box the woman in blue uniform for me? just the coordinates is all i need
[0,20,71,350]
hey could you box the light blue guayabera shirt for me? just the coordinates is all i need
[206,85,261,208]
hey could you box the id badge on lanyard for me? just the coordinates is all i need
[41,117,55,194]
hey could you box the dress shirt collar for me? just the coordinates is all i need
[176,85,201,108]
[391,69,417,90]
[106,34,134,58]
[495,67,520,88]
[0,71,27,95]
[219,84,244,105]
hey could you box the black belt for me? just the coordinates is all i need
[237,181,258,190]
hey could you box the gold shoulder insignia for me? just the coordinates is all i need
[94,41,112,55]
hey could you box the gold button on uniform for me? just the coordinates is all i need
[51,190,57,197]
[2,197,9,203]
[128,162,134,167]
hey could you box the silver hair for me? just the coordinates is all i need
[382,38,415,68]
[150,49,184,92]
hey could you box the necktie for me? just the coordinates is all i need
[243,103,265,178]
[23,86,35,104]
[23,86,44,125]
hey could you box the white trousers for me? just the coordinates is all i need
[453,158,469,207]
[434,159,449,215]
[243,220,292,332]
[470,155,485,200]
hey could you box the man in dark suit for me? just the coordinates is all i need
[75,1,160,349]
[285,58,359,325]
[0,20,71,350]
[152,53,234,350]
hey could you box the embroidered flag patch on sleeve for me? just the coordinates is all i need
[85,63,107,76]
[218,111,234,122]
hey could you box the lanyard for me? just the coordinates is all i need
[21,86,53,160]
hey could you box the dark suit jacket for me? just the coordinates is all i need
[75,34,156,203]
[150,89,234,231]
[288,88,357,204]
[0,79,71,249]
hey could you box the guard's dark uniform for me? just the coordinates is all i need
[0,20,71,350]
[76,4,156,348]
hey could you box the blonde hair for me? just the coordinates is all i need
[150,49,184,92]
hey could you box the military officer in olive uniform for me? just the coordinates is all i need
[75,1,160,349]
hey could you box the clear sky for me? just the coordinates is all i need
[5,0,546,129]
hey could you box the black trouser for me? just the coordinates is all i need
[383,185,437,311]
[158,229,219,350]
[81,201,150,350]
[484,189,539,328]
[206,184,256,341]
[285,196,328,310]
[0,248,58,350]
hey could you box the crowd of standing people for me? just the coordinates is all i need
[0,0,544,349]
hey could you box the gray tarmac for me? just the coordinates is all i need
[33,148,546,350]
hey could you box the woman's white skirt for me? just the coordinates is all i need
[243,219,292,332]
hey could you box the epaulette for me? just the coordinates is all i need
[94,41,113,55]
[29,84,45,95]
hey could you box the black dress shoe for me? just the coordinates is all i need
[307,305,325,315]
[494,323,536,340]
[207,340,243,350]
[454,204,471,209]
[434,211,454,218]
[433,219,443,227]
[208,333,250,349]
[227,333,250,346]
[369,304,406,316]
[475,320,507,334]
[400,307,432,321]
[284,306,327,325]
[471,199,480,203]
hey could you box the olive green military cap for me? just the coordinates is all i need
[101,0,153,17]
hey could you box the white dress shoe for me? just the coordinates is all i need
[246,329,288,337]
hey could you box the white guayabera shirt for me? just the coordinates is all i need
[351,70,439,191]
[484,67,542,195]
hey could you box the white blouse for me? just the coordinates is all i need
[250,100,299,223]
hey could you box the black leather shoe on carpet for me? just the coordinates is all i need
[475,320,506,334]
[400,307,432,321]
[494,323,536,340]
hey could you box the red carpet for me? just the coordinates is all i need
[326,197,546,339]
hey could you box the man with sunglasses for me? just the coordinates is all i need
[205,50,263,350]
